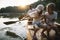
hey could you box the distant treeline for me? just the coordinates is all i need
[0,6,27,13]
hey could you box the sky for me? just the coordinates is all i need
[0,0,38,9]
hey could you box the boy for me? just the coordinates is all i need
[41,3,58,37]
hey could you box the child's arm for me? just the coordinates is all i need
[41,15,47,22]
[19,13,32,21]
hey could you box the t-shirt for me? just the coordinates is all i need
[32,19,43,28]
[44,11,58,25]
[45,11,57,20]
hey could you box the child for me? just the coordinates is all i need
[31,4,45,38]
[41,3,58,37]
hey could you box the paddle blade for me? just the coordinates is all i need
[3,21,18,25]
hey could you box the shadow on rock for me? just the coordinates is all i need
[6,31,20,38]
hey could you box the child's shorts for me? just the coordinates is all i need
[32,21,42,28]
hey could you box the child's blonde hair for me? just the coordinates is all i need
[46,3,55,10]
[35,4,44,16]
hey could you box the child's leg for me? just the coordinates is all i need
[41,25,51,37]
[41,27,46,36]
[47,26,51,36]
[33,28,39,40]
[41,24,48,36]
[33,28,39,36]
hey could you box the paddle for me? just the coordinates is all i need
[3,21,19,25]
[3,18,28,25]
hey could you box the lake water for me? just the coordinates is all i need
[0,18,27,40]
